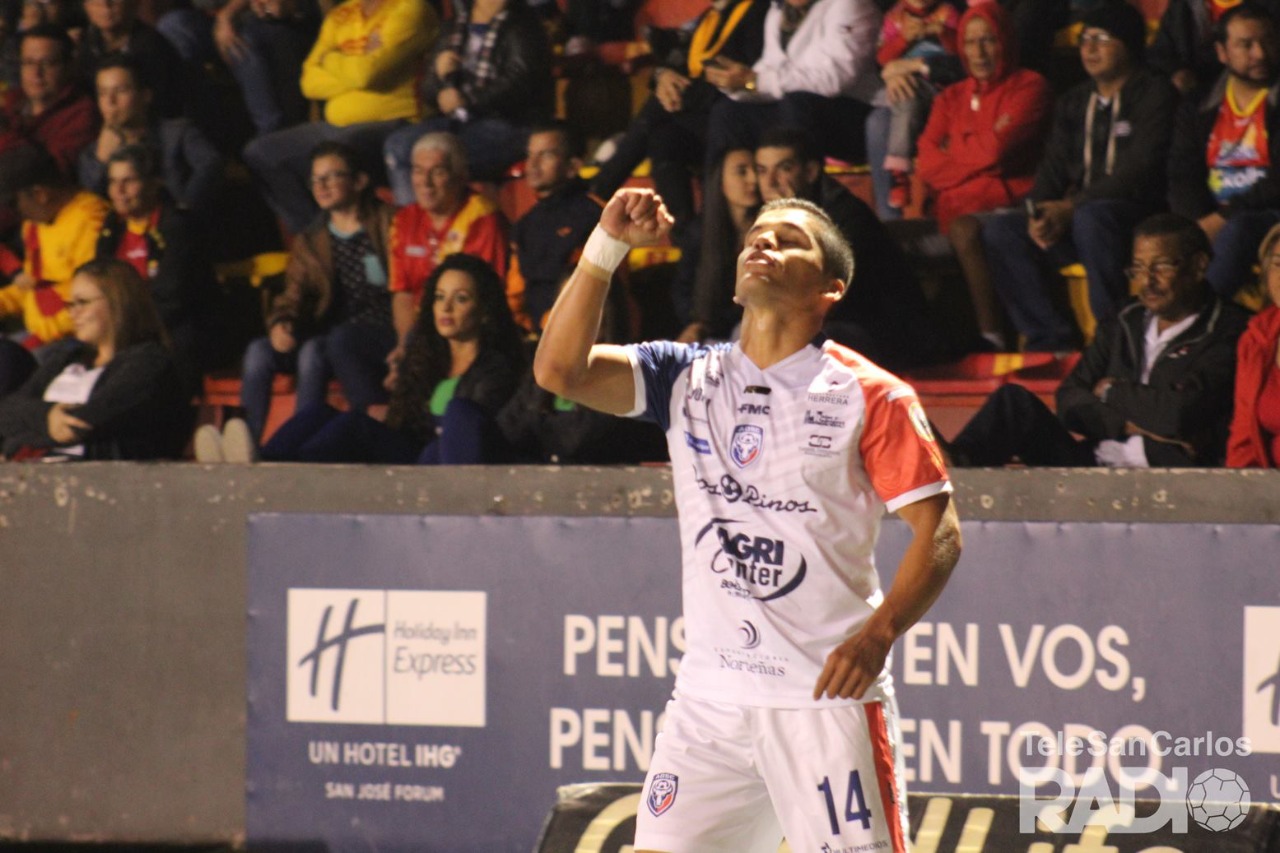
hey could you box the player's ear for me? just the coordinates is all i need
[824,276,847,303]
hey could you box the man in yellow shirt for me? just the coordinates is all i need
[0,144,110,394]
[243,0,437,233]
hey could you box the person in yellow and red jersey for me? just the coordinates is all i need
[1150,0,1280,95]
[1170,1,1280,299]
[387,131,506,366]
[0,143,109,396]
[242,0,437,234]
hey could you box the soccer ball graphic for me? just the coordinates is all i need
[1186,768,1251,832]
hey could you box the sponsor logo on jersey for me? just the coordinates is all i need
[731,425,764,467]
[739,620,761,649]
[807,391,849,406]
[804,410,845,428]
[908,401,935,443]
[685,431,711,454]
[696,518,808,601]
[738,403,771,415]
[808,435,833,449]
[694,472,818,514]
[647,773,678,817]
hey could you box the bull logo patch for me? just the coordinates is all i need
[647,772,679,817]
[731,425,764,468]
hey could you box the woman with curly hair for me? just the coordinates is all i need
[205,253,525,464]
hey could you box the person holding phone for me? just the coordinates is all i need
[977,3,1176,350]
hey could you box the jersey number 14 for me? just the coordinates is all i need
[817,771,873,835]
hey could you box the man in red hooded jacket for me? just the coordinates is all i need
[916,2,1051,350]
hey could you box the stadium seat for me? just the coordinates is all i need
[1059,263,1098,346]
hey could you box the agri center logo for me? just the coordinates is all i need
[286,588,487,727]
[695,518,806,601]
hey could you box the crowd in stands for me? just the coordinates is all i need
[1,0,1280,470]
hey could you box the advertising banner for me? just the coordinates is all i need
[246,515,1280,852]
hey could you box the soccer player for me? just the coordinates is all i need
[534,188,963,853]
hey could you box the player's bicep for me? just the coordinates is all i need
[558,344,638,416]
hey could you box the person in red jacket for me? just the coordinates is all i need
[916,1,1050,350]
[1227,221,1280,467]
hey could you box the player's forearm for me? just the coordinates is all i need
[874,496,961,641]
[532,261,613,397]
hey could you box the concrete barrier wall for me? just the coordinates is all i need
[0,464,1276,844]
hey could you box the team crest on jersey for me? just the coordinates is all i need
[730,425,764,468]
[648,773,679,817]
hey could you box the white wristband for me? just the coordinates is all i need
[581,226,630,276]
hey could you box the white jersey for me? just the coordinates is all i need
[626,339,951,708]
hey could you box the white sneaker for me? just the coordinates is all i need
[193,424,225,463]
[221,418,257,464]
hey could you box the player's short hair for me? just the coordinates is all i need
[1215,0,1275,43]
[757,197,855,287]
[1132,212,1212,261]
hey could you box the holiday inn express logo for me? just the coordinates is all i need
[287,588,487,727]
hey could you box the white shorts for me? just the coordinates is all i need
[634,691,909,853]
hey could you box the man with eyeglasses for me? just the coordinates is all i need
[0,25,96,175]
[979,3,1176,350]
[944,213,1250,468]
[1169,2,1280,299]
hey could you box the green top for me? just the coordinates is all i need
[430,376,461,417]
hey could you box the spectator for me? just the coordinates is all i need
[508,121,609,335]
[238,141,396,442]
[1227,220,1280,467]
[980,2,1176,350]
[155,0,318,136]
[0,258,188,460]
[211,253,525,463]
[702,0,883,185]
[916,1,1052,351]
[1169,2,1280,299]
[78,54,224,217]
[590,0,768,234]
[0,143,109,358]
[242,0,437,234]
[947,214,1250,468]
[1150,0,1280,95]
[875,0,962,211]
[383,0,552,201]
[94,144,218,393]
[1,25,96,174]
[76,0,187,119]
[681,146,759,343]
[388,131,507,361]
[753,126,943,370]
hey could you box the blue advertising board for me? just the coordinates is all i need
[246,515,1280,851]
